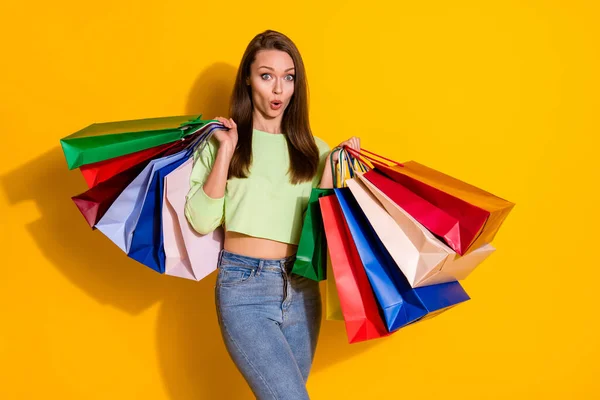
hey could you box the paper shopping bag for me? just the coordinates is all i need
[60,115,216,169]
[80,142,173,188]
[162,158,223,281]
[292,188,334,281]
[320,194,390,343]
[128,150,191,272]
[325,249,344,321]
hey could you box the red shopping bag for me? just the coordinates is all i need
[80,142,172,188]
[320,195,391,344]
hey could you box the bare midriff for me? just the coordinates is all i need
[224,230,298,259]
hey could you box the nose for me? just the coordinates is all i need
[273,78,282,94]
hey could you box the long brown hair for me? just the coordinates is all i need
[228,30,320,184]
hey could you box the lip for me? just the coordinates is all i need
[270,100,282,110]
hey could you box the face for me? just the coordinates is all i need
[247,49,296,119]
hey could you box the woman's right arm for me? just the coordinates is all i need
[184,117,238,235]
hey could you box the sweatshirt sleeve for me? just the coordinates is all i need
[184,135,225,235]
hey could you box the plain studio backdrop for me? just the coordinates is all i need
[1,1,598,399]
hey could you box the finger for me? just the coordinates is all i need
[214,117,225,129]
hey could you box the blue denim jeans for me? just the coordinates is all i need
[215,249,322,400]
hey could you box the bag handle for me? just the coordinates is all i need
[340,147,373,170]
[329,146,382,188]
[343,146,404,168]
[329,147,371,188]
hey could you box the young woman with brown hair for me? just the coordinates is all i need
[185,30,360,399]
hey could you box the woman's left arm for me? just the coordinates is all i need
[318,155,334,189]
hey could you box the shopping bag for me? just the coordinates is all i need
[80,142,173,188]
[60,115,215,169]
[72,129,203,228]
[127,150,191,272]
[291,188,334,281]
[335,187,470,332]
[349,174,496,287]
[162,158,223,281]
[325,249,344,321]
[347,148,514,255]
[320,194,391,343]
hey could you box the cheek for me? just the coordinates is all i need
[253,84,271,101]
[286,84,295,101]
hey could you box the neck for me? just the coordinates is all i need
[252,109,283,134]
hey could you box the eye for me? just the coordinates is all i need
[260,73,295,81]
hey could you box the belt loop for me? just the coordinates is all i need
[256,259,264,276]
[217,249,224,267]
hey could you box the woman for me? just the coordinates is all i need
[184,30,360,400]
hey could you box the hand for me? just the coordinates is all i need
[331,136,360,163]
[213,116,238,155]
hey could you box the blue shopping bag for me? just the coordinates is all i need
[334,187,470,332]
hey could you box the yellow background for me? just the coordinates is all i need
[1,1,598,399]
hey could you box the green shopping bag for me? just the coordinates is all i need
[60,114,213,169]
[292,187,334,281]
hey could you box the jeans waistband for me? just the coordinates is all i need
[219,249,297,270]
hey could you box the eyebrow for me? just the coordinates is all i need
[258,66,295,72]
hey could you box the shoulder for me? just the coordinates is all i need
[313,135,331,155]
[193,134,219,162]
